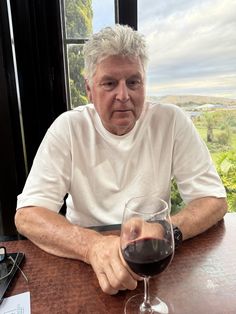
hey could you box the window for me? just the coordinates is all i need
[138,0,236,211]
[60,0,115,109]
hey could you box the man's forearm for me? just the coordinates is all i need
[15,206,103,263]
[171,197,227,240]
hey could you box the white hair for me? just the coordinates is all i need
[83,24,148,84]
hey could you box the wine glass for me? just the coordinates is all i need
[120,193,174,314]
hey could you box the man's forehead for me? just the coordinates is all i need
[99,72,143,80]
[94,56,144,79]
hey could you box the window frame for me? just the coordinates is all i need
[60,0,137,109]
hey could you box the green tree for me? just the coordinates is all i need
[68,45,88,107]
[217,110,234,145]
[202,112,217,142]
[216,150,236,212]
[65,0,93,107]
[171,178,184,215]
[65,0,93,38]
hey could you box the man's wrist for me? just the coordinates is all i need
[172,224,183,249]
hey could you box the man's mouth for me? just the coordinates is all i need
[114,109,132,112]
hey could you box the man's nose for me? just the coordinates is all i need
[115,81,130,103]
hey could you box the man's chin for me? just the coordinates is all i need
[112,121,136,135]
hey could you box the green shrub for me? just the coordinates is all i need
[215,150,236,212]
[171,178,184,215]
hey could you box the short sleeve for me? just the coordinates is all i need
[17,114,72,212]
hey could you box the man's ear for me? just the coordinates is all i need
[85,79,93,102]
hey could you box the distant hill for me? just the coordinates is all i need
[147,95,236,107]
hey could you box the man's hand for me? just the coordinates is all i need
[15,207,141,295]
[87,235,140,295]
[121,217,165,243]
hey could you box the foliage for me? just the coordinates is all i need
[202,112,217,142]
[215,150,236,212]
[171,179,184,215]
[216,132,230,145]
[68,45,88,107]
[65,0,93,38]
[65,0,92,107]
[196,110,235,145]
[171,110,236,213]
[197,110,236,212]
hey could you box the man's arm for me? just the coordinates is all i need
[15,207,138,294]
[171,196,227,240]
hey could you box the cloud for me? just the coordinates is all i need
[147,74,236,98]
[139,0,236,98]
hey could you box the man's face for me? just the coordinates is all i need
[86,55,146,135]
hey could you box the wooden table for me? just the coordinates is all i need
[1,213,236,314]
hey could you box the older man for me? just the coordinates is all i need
[15,24,227,295]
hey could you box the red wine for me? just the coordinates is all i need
[122,238,173,277]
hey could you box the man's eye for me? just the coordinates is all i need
[100,81,117,90]
[126,79,142,90]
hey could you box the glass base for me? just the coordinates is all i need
[124,293,169,314]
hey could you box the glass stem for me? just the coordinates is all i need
[140,277,152,313]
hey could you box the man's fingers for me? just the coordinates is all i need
[110,255,138,290]
[119,246,143,281]
[102,263,125,291]
[88,235,139,294]
[97,271,119,295]
[95,256,137,293]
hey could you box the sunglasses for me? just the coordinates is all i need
[0,247,28,282]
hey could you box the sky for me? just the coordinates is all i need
[92,0,236,99]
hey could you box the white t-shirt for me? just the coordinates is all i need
[17,102,226,226]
